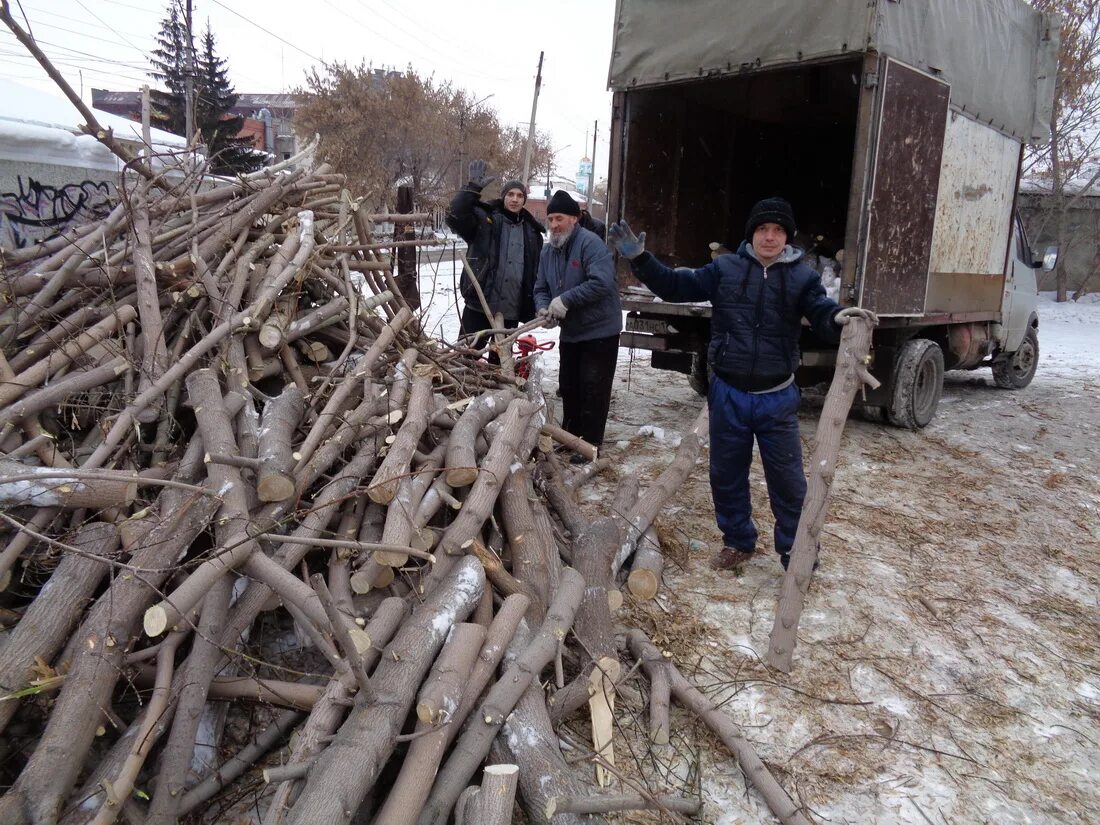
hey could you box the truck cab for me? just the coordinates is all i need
[607,0,1058,427]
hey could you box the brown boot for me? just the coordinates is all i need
[712,546,754,572]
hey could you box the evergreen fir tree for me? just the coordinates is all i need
[147,5,265,173]
[196,22,263,174]
[148,1,191,137]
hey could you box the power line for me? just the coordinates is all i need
[205,0,323,64]
[0,31,151,69]
[22,18,149,57]
[30,7,149,41]
[74,0,151,58]
[95,0,161,15]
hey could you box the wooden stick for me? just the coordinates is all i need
[546,794,702,818]
[768,317,878,672]
[628,630,811,825]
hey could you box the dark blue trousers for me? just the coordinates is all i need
[708,377,806,558]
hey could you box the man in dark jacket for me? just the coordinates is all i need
[579,208,606,240]
[446,159,544,342]
[608,197,872,571]
[535,190,622,456]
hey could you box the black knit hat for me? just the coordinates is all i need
[501,180,527,201]
[745,197,796,242]
[546,190,580,217]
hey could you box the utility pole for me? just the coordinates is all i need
[590,119,598,204]
[521,51,543,186]
[184,0,195,145]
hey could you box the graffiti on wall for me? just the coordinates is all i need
[0,176,115,250]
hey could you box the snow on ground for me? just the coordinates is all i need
[415,256,1100,824]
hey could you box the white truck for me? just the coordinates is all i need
[606,0,1060,427]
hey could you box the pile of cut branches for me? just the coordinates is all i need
[0,165,807,825]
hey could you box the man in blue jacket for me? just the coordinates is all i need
[535,190,622,457]
[608,198,871,571]
[446,159,544,344]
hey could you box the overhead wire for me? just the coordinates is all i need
[204,0,324,64]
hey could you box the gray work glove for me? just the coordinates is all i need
[607,220,647,260]
[835,307,879,326]
[467,159,495,191]
[548,295,568,320]
[536,306,558,329]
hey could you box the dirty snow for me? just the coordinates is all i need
[411,256,1100,823]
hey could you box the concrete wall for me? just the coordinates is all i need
[0,159,117,251]
[1018,192,1100,293]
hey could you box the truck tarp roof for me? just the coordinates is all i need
[608,0,1058,145]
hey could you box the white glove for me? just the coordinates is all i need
[548,296,568,320]
[537,306,558,329]
[835,307,879,326]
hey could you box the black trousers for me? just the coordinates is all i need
[461,306,517,365]
[559,334,619,446]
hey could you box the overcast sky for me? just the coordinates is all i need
[0,0,617,184]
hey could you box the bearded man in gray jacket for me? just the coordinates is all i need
[534,190,622,458]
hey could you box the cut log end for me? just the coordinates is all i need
[143,604,169,637]
[626,569,660,601]
[366,485,397,505]
[445,467,478,488]
[348,628,372,654]
[373,550,408,567]
[607,589,624,611]
[482,764,519,777]
[256,473,295,502]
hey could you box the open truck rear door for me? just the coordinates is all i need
[858,59,950,316]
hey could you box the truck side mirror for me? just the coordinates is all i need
[1037,245,1058,271]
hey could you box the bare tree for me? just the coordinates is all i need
[295,64,551,210]
[1024,0,1100,301]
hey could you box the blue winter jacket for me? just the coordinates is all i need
[535,225,622,343]
[630,242,842,391]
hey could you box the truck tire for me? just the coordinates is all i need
[888,339,943,429]
[991,326,1038,389]
[688,349,709,397]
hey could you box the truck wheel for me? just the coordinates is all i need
[991,327,1038,389]
[688,350,709,397]
[888,339,943,429]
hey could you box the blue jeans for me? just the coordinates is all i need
[708,377,806,557]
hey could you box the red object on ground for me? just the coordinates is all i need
[514,335,555,379]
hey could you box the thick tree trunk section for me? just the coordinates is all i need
[456,765,520,825]
[436,399,535,558]
[256,384,306,502]
[627,630,811,825]
[263,597,409,825]
[614,407,709,574]
[444,389,514,487]
[418,568,585,825]
[548,517,619,727]
[768,318,877,672]
[0,458,136,510]
[0,521,118,739]
[284,557,486,825]
[145,575,233,825]
[370,623,485,825]
[500,465,559,622]
[627,525,663,601]
[367,376,433,504]
[497,682,600,825]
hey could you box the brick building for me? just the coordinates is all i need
[91,89,302,161]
